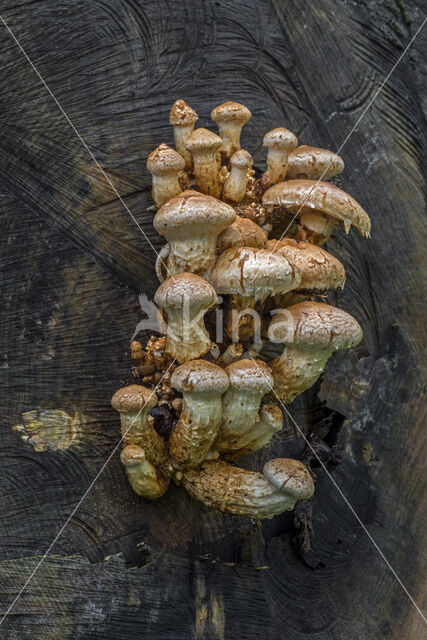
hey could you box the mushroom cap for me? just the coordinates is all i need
[287,145,344,180]
[154,272,217,311]
[211,101,252,124]
[171,359,230,394]
[217,217,267,251]
[269,301,363,350]
[262,180,371,237]
[169,99,198,126]
[225,358,273,393]
[209,247,301,300]
[111,385,157,412]
[146,143,185,175]
[154,190,236,237]
[263,458,314,500]
[265,238,346,292]
[263,127,298,151]
[229,149,253,168]
[120,444,146,465]
[185,128,223,152]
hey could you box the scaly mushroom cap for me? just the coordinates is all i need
[225,358,273,394]
[120,443,147,465]
[171,359,229,395]
[265,238,346,292]
[185,128,223,153]
[146,143,185,175]
[211,102,252,126]
[217,217,267,251]
[154,190,236,238]
[263,127,298,152]
[229,149,253,169]
[269,301,363,350]
[169,99,198,126]
[209,247,301,300]
[287,145,344,180]
[263,458,314,500]
[262,180,371,237]
[154,272,217,314]
[111,385,157,413]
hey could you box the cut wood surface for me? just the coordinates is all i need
[0,1,426,638]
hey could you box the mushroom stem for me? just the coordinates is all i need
[169,100,198,170]
[223,149,252,202]
[296,212,335,245]
[270,343,331,403]
[263,128,298,185]
[221,403,283,460]
[217,343,244,367]
[121,445,170,499]
[211,102,252,159]
[182,458,314,519]
[185,129,223,198]
[227,293,259,342]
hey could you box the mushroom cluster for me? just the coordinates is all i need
[112,100,371,520]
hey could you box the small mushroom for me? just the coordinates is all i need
[154,273,217,363]
[169,360,229,468]
[222,403,283,460]
[217,217,267,252]
[154,190,236,277]
[215,359,273,453]
[211,101,252,159]
[262,180,371,245]
[223,149,253,202]
[146,143,185,208]
[120,444,169,499]
[185,128,223,198]
[209,247,301,340]
[182,457,314,519]
[263,127,298,184]
[217,342,244,367]
[287,145,344,181]
[111,385,168,466]
[169,99,198,170]
[268,301,363,403]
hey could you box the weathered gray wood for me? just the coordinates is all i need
[0,0,426,638]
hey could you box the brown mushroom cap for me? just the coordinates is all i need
[209,247,301,300]
[171,359,229,394]
[185,128,223,152]
[287,145,344,180]
[262,180,371,237]
[269,301,363,350]
[263,458,314,500]
[263,127,298,151]
[217,217,267,251]
[154,272,217,312]
[265,238,346,292]
[154,190,236,237]
[146,143,185,175]
[169,99,198,126]
[211,102,252,125]
[120,443,146,465]
[225,358,273,393]
[229,149,253,169]
[111,385,157,412]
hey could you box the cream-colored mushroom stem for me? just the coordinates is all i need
[226,293,260,342]
[296,212,335,245]
[182,458,313,519]
[270,344,332,403]
[160,305,212,364]
[166,234,224,278]
[121,445,169,499]
[221,404,283,460]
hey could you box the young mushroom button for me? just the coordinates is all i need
[154,273,217,363]
[185,128,223,198]
[287,145,345,181]
[169,99,198,170]
[120,444,170,499]
[211,101,252,159]
[169,360,229,468]
[263,127,298,185]
[268,301,363,403]
[223,149,253,203]
[146,143,185,208]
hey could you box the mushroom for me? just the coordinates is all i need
[154,273,217,363]
[222,149,253,202]
[120,444,169,499]
[262,180,371,245]
[268,301,363,403]
[217,342,244,367]
[169,360,229,468]
[169,99,198,170]
[216,216,267,252]
[209,247,301,340]
[214,359,273,453]
[182,457,314,519]
[287,145,344,181]
[111,385,168,466]
[222,403,283,460]
[211,101,252,159]
[185,128,223,198]
[146,143,185,208]
[153,190,236,277]
[263,127,298,184]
